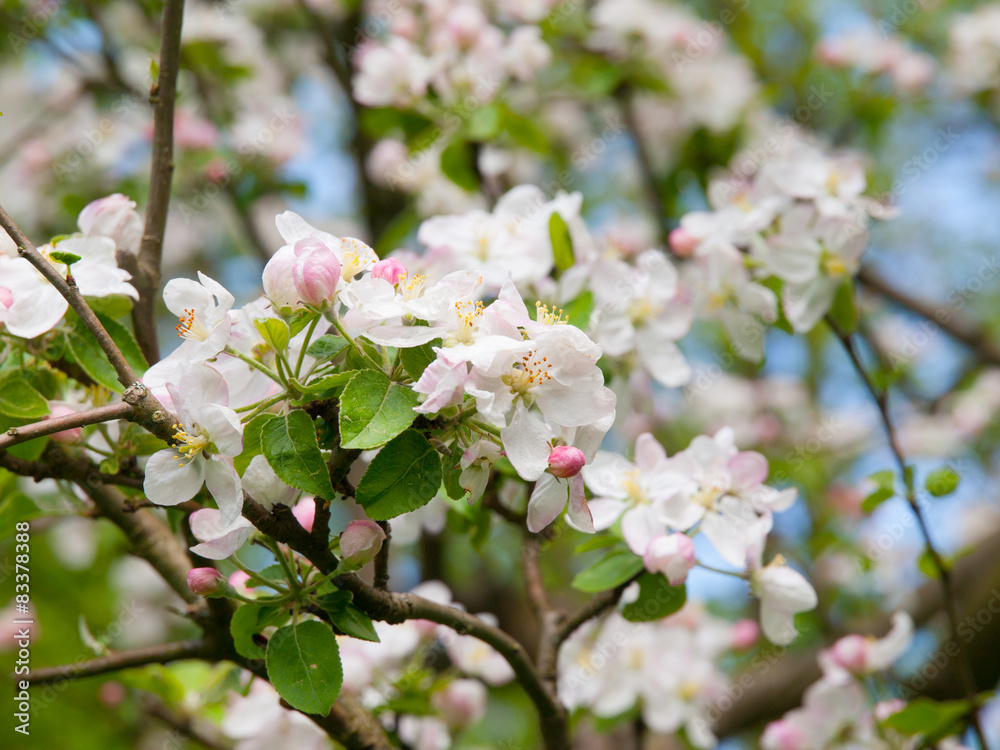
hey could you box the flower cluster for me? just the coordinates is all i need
[761,612,920,750]
[816,27,935,95]
[352,0,552,109]
[558,604,752,748]
[674,126,893,333]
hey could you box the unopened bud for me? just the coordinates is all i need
[761,720,808,750]
[371,257,408,285]
[547,445,586,478]
[668,227,698,257]
[340,520,386,566]
[187,567,227,597]
[292,239,341,308]
[45,403,82,444]
[732,618,760,650]
[827,634,868,675]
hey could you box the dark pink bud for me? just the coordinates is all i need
[187,567,226,597]
[371,258,407,285]
[547,446,586,478]
[668,227,698,257]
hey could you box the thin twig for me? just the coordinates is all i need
[23,640,209,685]
[616,84,669,247]
[0,402,133,450]
[858,267,1000,365]
[0,205,179,445]
[133,0,187,364]
[0,444,144,490]
[374,520,391,590]
[827,318,988,748]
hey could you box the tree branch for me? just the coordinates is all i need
[0,444,144,490]
[81,481,201,605]
[0,402,133,451]
[242,495,571,750]
[616,84,669,247]
[827,318,986,747]
[858,267,1000,365]
[0,205,179,445]
[374,520,391,590]
[23,639,210,686]
[133,0,187,364]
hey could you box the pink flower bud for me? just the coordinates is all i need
[293,498,316,533]
[732,618,760,650]
[371,258,408,285]
[45,403,82,444]
[547,446,586,478]
[827,634,868,675]
[643,533,696,585]
[187,567,227,597]
[762,720,808,750]
[98,681,126,707]
[292,239,341,308]
[340,520,386,566]
[77,194,143,255]
[668,227,698,257]
[0,287,12,309]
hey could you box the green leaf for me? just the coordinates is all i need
[63,327,122,392]
[561,291,594,328]
[465,103,501,140]
[863,469,896,513]
[572,549,644,593]
[925,466,960,497]
[289,310,320,337]
[549,212,574,272]
[862,487,894,514]
[881,698,969,738]
[254,318,290,353]
[622,574,686,622]
[262,410,335,499]
[95,312,148,374]
[828,278,858,333]
[315,596,380,643]
[355,430,442,520]
[574,535,621,555]
[440,139,479,192]
[917,547,951,578]
[0,372,49,419]
[49,250,81,267]
[266,621,343,715]
[295,371,356,399]
[305,335,348,361]
[230,603,288,660]
[339,370,420,450]
[399,342,439,381]
[499,105,549,153]
[235,413,277,475]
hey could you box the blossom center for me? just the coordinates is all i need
[452,300,484,344]
[502,352,552,396]
[622,469,649,504]
[399,273,427,301]
[175,308,210,340]
[535,301,568,326]
[173,426,211,465]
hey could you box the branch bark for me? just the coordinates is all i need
[0,402,133,450]
[858,266,1000,365]
[133,0,187,363]
[81,481,200,605]
[23,640,210,686]
[242,495,571,750]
